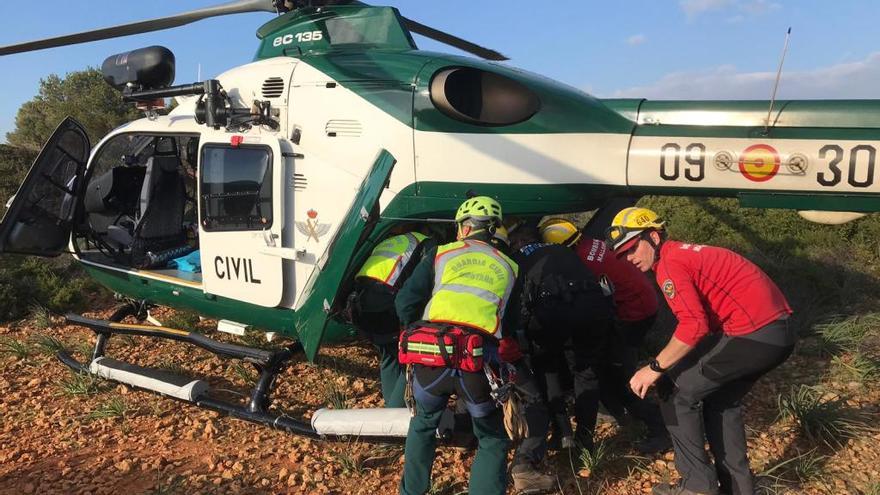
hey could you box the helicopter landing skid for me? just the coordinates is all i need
[56,311,408,443]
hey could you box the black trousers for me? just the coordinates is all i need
[660,319,796,495]
[597,315,667,436]
[512,361,550,467]
[530,317,612,449]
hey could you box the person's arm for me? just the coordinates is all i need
[630,258,705,398]
[502,275,522,338]
[394,247,436,326]
[629,336,693,398]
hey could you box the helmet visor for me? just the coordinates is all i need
[605,225,645,252]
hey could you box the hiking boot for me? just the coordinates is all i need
[547,434,574,451]
[636,432,672,454]
[511,464,556,494]
[651,482,718,495]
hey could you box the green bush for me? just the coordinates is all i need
[0,144,36,204]
[0,254,104,322]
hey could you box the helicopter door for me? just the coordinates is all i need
[198,138,288,308]
[293,149,397,360]
[0,117,90,256]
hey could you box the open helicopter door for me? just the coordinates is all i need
[197,136,291,308]
[0,117,89,256]
[293,150,397,360]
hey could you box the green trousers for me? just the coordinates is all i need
[400,403,509,495]
[376,341,406,408]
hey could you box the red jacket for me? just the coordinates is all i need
[654,240,792,346]
[575,237,659,322]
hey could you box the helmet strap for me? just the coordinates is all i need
[643,230,664,263]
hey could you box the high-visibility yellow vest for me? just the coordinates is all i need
[422,240,518,337]
[355,232,428,286]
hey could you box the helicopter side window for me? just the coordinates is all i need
[200,145,272,232]
[429,67,541,126]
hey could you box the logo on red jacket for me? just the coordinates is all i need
[662,279,676,299]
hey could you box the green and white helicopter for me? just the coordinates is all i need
[1,0,878,440]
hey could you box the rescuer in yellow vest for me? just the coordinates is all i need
[348,225,437,407]
[395,196,520,495]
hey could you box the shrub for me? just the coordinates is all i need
[814,314,880,353]
[578,437,614,478]
[831,352,880,384]
[777,385,876,447]
[58,372,104,396]
[320,377,349,409]
[161,310,201,332]
[33,333,66,355]
[87,396,129,421]
[0,337,31,359]
[28,305,53,329]
[0,254,106,322]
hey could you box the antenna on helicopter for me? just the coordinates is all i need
[763,27,791,135]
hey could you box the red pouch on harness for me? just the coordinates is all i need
[457,331,484,372]
[399,325,485,372]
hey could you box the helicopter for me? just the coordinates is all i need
[0,0,878,441]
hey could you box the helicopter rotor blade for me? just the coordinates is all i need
[0,0,278,56]
[400,17,508,61]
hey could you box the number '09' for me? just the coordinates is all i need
[660,143,705,182]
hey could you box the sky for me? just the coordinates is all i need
[1,0,879,143]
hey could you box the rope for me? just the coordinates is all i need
[501,388,529,442]
[404,364,416,416]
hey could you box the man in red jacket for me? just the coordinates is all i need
[606,207,796,495]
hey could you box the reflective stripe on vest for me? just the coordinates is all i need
[355,232,428,286]
[405,342,484,357]
[422,240,518,337]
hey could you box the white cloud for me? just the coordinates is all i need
[607,52,880,99]
[626,34,647,46]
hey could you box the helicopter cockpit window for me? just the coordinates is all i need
[325,13,394,45]
[429,67,541,126]
[200,145,272,232]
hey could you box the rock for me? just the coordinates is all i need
[278,467,289,480]
[221,470,234,480]
[115,460,132,473]
[232,461,244,473]
[22,483,35,494]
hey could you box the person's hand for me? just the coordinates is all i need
[630,365,663,399]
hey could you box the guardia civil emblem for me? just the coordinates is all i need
[295,209,331,242]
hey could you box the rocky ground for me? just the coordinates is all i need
[0,303,878,495]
